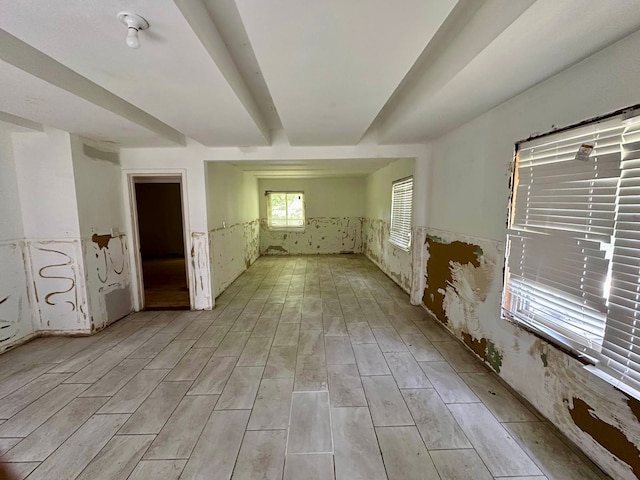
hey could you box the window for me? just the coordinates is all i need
[504,109,640,396]
[266,191,305,229]
[390,177,413,251]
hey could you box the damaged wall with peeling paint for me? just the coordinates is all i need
[0,126,36,351]
[71,136,131,331]
[8,128,92,343]
[423,31,640,479]
[364,158,415,295]
[206,162,260,297]
[258,177,365,256]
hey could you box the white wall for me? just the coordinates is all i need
[0,125,35,351]
[258,177,365,255]
[71,136,131,330]
[364,158,416,296]
[13,128,90,335]
[120,146,212,310]
[258,177,365,218]
[206,162,260,297]
[208,163,259,227]
[424,30,640,480]
[120,140,430,307]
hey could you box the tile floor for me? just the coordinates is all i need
[0,255,607,480]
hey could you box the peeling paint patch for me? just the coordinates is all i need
[363,218,413,294]
[461,332,503,373]
[568,397,640,478]
[486,340,503,373]
[265,245,288,255]
[91,233,112,250]
[462,332,487,357]
[540,352,548,367]
[622,392,640,424]
[261,217,363,256]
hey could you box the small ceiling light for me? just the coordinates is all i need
[117,12,149,49]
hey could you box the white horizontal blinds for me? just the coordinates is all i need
[389,177,413,250]
[601,122,640,392]
[506,118,624,347]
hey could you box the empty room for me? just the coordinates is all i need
[1,1,640,479]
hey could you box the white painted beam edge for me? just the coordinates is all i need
[0,110,44,131]
[0,29,186,146]
[174,0,271,144]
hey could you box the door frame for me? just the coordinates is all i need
[125,171,191,311]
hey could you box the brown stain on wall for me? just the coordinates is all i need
[461,332,503,373]
[622,391,640,424]
[462,332,487,357]
[568,397,640,478]
[423,237,481,323]
[91,234,112,250]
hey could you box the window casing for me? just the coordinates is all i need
[390,177,413,251]
[266,191,305,230]
[504,110,640,397]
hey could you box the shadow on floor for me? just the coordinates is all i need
[142,257,190,310]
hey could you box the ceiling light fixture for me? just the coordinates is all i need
[117,12,149,49]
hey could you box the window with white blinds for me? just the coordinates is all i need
[390,177,413,251]
[504,111,640,396]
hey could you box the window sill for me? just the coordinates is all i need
[388,239,411,252]
[503,312,640,401]
[268,227,305,232]
[501,312,597,366]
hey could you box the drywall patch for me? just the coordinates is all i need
[568,397,640,478]
[423,236,481,323]
[104,286,131,324]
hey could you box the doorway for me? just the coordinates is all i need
[133,179,190,310]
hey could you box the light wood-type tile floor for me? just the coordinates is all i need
[0,255,609,480]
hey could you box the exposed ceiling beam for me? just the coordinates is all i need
[0,28,186,146]
[375,0,536,142]
[0,110,43,131]
[174,0,271,144]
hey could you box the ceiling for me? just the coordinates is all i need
[228,158,397,178]
[0,0,639,148]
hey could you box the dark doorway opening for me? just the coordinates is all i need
[134,182,190,310]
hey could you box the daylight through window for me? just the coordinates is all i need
[390,177,413,251]
[504,110,640,396]
[266,191,305,229]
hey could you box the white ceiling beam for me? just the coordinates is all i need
[376,0,536,143]
[174,0,271,144]
[0,28,186,146]
[0,111,43,131]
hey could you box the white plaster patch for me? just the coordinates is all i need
[0,241,33,350]
[28,239,89,332]
[190,232,212,310]
[82,234,132,329]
